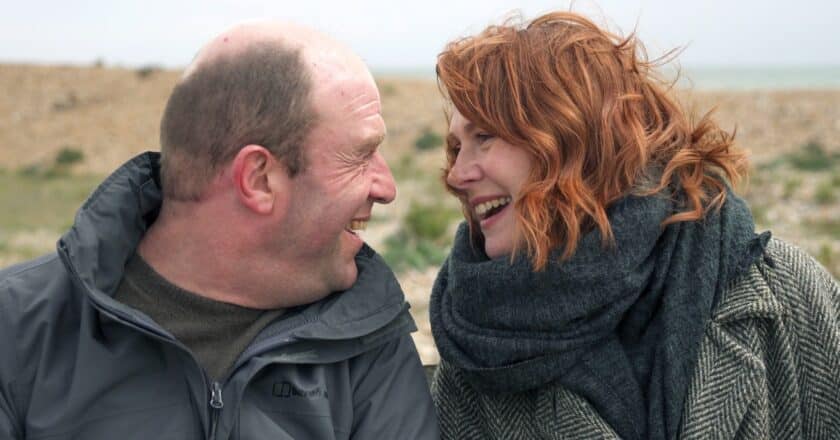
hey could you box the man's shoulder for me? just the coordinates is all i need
[1,252,67,300]
[0,252,79,332]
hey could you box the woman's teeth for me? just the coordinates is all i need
[475,196,512,218]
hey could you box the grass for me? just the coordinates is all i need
[55,147,85,166]
[757,141,840,173]
[0,172,103,262]
[414,128,444,151]
[782,177,802,199]
[390,155,417,181]
[804,218,840,237]
[381,201,463,271]
[750,203,769,226]
[831,172,840,188]
[786,141,840,171]
[814,180,838,205]
[817,244,834,269]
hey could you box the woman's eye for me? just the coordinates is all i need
[476,133,493,143]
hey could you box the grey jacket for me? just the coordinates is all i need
[432,238,840,439]
[0,152,440,439]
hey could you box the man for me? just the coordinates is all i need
[0,21,439,439]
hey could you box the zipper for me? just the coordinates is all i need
[83,294,227,439]
[208,381,224,439]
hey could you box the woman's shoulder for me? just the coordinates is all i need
[716,237,839,319]
[762,238,839,295]
[758,238,837,315]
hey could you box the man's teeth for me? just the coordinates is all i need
[348,220,368,231]
[475,197,512,217]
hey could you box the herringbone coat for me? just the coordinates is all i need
[431,239,840,439]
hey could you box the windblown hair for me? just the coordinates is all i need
[160,41,316,201]
[437,11,747,270]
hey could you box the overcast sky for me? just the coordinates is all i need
[2,0,838,71]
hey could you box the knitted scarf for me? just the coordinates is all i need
[430,190,769,440]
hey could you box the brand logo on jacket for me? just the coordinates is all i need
[272,382,329,399]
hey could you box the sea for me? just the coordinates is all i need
[373,65,840,91]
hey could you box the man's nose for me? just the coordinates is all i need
[370,152,396,204]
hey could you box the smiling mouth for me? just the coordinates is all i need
[474,196,512,220]
[345,219,369,235]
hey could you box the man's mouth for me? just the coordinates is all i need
[474,196,512,220]
[346,219,369,234]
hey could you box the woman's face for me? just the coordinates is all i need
[446,109,533,259]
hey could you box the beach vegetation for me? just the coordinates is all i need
[55,147,85,166]
[806,218,840,237]
[817,243,838,278]
[390,155,417,181]
[814,181,837,205]
[376,80,397,96]
[414,128,443,151]
[750,203,769,226]
[786,140,840,171]
[0,172,101,233]
[381,201,462,271]
[782,177,801,199]
[135,65,161,79]
[52,92,80,112]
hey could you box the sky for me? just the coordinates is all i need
[1,0,838,71]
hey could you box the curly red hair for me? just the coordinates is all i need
[438,11,747,270]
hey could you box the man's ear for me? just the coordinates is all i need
[231,145,289,215]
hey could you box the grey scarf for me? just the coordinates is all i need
[430,189,769,440]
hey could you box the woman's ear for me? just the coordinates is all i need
[231,145,289,215]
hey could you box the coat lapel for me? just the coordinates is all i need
[679,264,785,439]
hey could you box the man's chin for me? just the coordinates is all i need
[331,265,358,293]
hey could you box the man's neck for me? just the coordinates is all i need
[137,207,328,309]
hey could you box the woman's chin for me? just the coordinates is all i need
[483,240,511,260]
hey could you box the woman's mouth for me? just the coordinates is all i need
[474,196,512,221]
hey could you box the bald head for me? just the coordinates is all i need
[159,20,375,201]
[186,20,369,85]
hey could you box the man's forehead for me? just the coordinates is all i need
[312,75,381,122]
[184,20,346,80]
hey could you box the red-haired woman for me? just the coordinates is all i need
[429,11,840,440]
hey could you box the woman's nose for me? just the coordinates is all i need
[446,154,480,190]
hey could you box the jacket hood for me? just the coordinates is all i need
[57,152,411,354]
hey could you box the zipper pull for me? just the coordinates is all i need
[210,381,224,409]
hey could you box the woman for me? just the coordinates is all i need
[429,11,840,440]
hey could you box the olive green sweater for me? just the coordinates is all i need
[115,253,284,380]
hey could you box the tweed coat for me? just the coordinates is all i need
[431,238,840,439]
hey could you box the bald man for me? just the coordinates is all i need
[0,22,439,439]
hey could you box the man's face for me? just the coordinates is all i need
[276,67,395,294]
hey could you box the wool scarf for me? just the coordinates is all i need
[430,190,769,440]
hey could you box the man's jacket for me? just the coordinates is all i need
[0,152,440,439]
